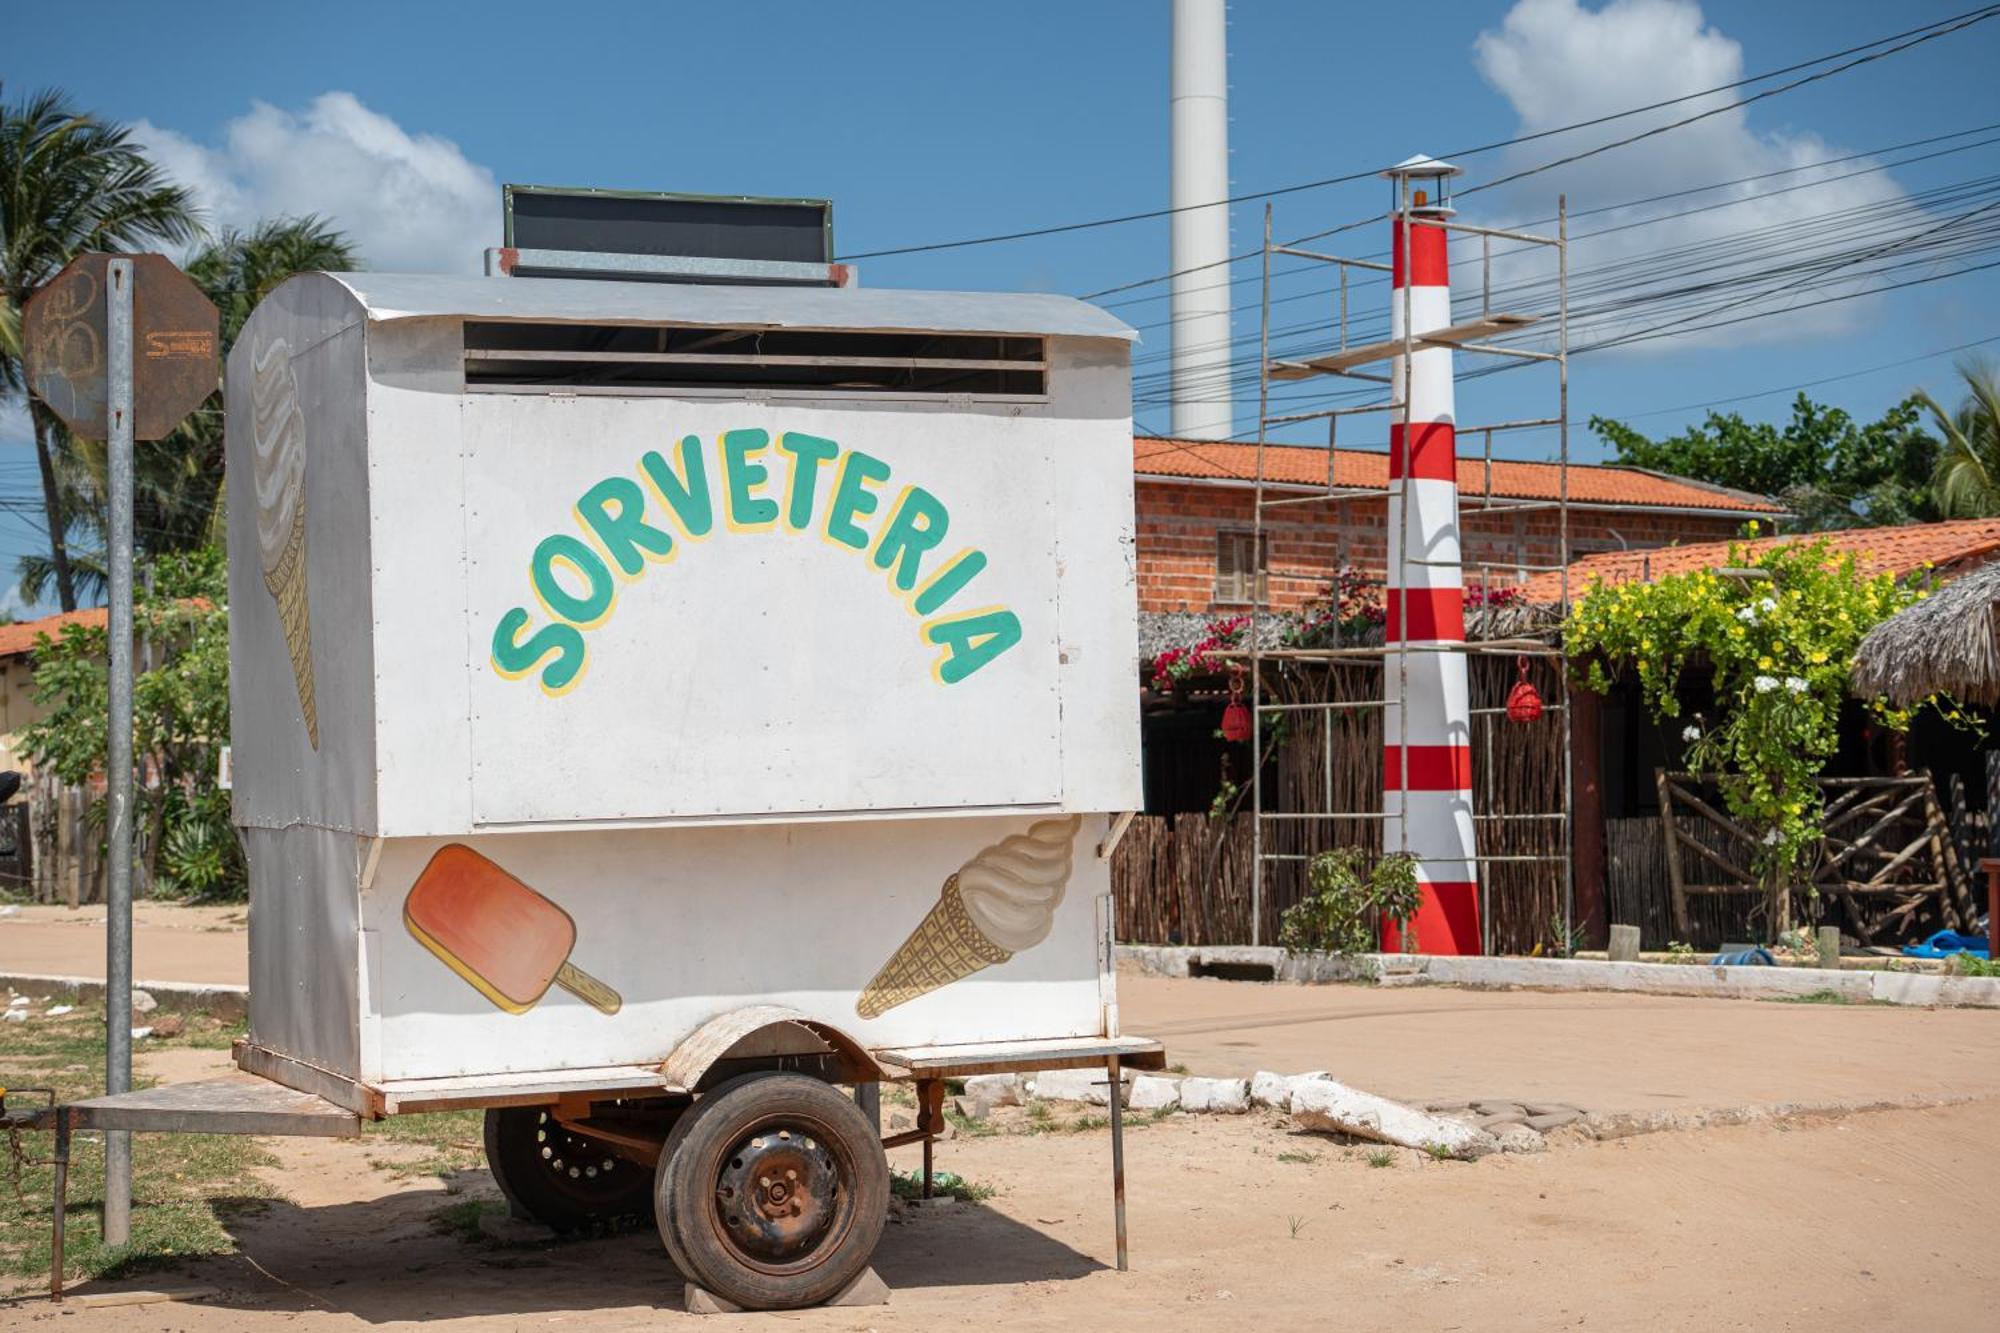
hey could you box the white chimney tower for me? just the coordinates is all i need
[1170,0,1233,439]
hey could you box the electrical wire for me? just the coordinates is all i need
[838,4,2000,262]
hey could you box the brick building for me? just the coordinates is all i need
[1132,435,1784,615]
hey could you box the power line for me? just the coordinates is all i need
[1106,121,2000,320]
[838,5,2000,262]
[1612,332,2000,421]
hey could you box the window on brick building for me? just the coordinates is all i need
[1215,530,1268,604]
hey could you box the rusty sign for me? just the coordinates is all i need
[22,253,220,441]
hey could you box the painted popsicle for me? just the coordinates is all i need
[403,844,621,1015]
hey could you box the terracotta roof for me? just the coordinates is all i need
[0,607,111,659]
[1132,435,1784,514]
[0,599,210,659]
[1520,517,2000,604]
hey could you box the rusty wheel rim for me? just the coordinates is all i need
[533,1111,632,1203]
[707,1117,852,1274]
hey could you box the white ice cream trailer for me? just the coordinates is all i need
[14,193,1162,1311]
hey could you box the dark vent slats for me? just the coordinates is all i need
[463,322,1047,399]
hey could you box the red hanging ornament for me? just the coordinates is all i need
[1221,668,1252,743]
[1506,655,1543,723]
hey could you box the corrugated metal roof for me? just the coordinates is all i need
[322,272,1137,341]
[1133,436,1785,514]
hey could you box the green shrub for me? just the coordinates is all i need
[1279,849,1420,956]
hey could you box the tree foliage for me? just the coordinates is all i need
[16,546,241,898]
[0,83,200,611]
[1591,393,1938,531]
[1922,360,2000,519]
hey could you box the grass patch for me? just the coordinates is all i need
[429,1198,492,1244]
[1276,1149,1320,1165]
[363,1107,486,1179]
[0,1005,275,1287]
[1785,989,1849,1004]
[889,1170,996,1204]
[1365,1148,1397,1169]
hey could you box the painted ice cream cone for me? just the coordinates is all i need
[251,337,316,748]
[857,815,1081,1019]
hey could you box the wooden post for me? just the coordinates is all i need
[1569,686,1608,949]
[1816,925,1842,970]
[1655,769,1692,939]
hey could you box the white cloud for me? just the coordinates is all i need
[133,93,498,274]
[1470,0,1923,353]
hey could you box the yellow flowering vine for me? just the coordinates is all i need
[1565,539,1930,887]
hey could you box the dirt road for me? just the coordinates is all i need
[21,1068,1999,1331]
[0,904,246,987]
[6,909,1999,1327]
[6,907,1997,1118]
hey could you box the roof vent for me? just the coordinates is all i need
[488,186,851,287]
[463,321,1047,401]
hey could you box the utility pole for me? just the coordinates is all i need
[102,257,136,1246]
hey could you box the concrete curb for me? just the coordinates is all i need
[1116,945,2000,1008]
[1,972,249,1022]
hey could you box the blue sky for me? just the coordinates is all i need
[8,0,2000,612]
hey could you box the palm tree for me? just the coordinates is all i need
[1924,361,2000,519]
[1,85,199,610]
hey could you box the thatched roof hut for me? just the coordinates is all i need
[1851,560,2000,708]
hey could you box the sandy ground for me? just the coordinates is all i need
[4,908,1997,1118]
[0,903,247,987]
[12,1032,2000,1331]
[1124,971,2000,1112]
[8,906,2000,1328]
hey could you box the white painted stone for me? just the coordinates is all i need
[0,1009,24,1024]
[1127,1075,1181,1111]
[1492,1122,1547,1154]
[1290,1077,1497,1159]
[1028,1067,1130,1105]
[1250,1070,1327,1110]
[130,989,158,1014]
[1178,1077,1249,1114]
[962,1073,1024,1107]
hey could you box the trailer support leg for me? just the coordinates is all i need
[1106,1054,1127,1272]
[50,1112,70,1302]
[914,1079,945,1199]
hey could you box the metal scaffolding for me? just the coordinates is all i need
[1243,189,1575,953]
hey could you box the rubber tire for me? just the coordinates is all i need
[483,1105,656,1233]
[654,1073,888,1310]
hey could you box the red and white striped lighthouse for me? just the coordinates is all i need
[1381,155,1480,955]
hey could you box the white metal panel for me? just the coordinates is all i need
[226,275,378,834]
[364,321,477,836]
[244,823,362,1075]
[1049,340,1145,811]
[327,272,1136,342]
[460,396,1065,824]
[361,815,1109,1083]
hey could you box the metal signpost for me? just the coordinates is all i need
[21,252,218,1245]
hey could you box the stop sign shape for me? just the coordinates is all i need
[22,252,219,441]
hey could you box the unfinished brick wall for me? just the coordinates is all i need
[1135,478,1756,613]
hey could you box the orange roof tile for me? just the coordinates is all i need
[0,607,111,659]
[1132,435,1784,514]
[0,599,211,659]
[1520,517,2000,604]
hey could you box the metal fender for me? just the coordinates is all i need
[661,1005,886,1091]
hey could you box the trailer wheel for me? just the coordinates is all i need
[655,1072,888,1310]
[483,1106,655,1233]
